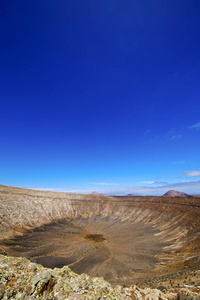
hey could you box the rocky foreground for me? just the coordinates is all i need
[0,255,200,300]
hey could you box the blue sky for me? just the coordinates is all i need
[0,0,200,195]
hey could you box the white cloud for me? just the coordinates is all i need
[141,181,168,185]
[189,122,200,131]
[182,170,200,178]
[89,182,119,186]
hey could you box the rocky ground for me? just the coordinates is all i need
[0,255,200,300]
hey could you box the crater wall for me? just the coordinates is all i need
[0,184,200,287]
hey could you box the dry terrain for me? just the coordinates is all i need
[0,184,200,298]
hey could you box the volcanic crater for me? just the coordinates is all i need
[0,184,200,287]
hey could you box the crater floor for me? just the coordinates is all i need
[2,216,165,286]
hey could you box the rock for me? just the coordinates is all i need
[0,283,5,299]
[0,255,200,299]
[30,270,55,295]
[28,262,38,272]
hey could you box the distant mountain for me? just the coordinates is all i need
[163,190,192,197]
[91,191,106,196]
[113,193,140,197]
[91,192,140,197]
